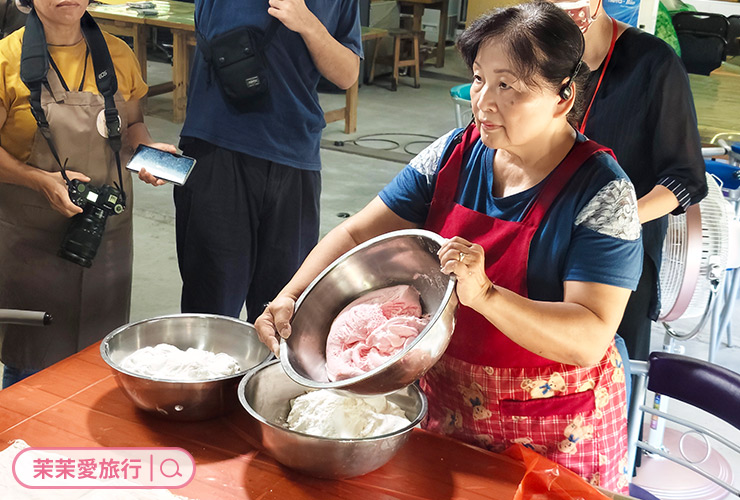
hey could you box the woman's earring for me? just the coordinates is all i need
[559,83,573,101]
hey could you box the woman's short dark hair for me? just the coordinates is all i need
[457,1,588,126]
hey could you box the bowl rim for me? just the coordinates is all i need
[280,228,455,391]
[238,359,428,443]
[100,313,273,384]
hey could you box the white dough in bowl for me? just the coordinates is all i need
[285,389,411,439]
[120,343,240,381]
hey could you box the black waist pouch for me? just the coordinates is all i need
[197,21,279,108]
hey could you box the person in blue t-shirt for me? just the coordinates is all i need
[256,2,642,491]
[175,0,362,321]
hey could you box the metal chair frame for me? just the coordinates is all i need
[452,96,469,128]
[627,352,740,498]
[449,83,471,128]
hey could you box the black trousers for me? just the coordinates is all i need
[617,254,656,362]
[174,139,321,323]
[618,254,656,472]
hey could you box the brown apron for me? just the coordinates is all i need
[0,66,134,371]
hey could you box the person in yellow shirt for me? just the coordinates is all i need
[0,0,175,388]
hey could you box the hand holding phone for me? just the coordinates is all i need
[126,145,196,186]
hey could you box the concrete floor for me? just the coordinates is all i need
[4,43,740,495]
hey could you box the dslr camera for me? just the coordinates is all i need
[58,178,124,268]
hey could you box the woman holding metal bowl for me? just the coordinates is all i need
[256,1,641,492]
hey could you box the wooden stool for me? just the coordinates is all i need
[369,28,422,91]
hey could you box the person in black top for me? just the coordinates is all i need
[554,0,708,363]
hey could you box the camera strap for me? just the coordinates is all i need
[21,10,127,206]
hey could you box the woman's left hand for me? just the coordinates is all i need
[136,143,178,186]
[438,236,493,309]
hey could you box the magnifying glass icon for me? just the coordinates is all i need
[159,458,182,478]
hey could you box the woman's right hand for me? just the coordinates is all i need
[254,295,296,356]
[37,170,90,217]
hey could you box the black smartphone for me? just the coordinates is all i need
[126,144,196,186]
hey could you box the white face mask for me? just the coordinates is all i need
[555,0,595,33]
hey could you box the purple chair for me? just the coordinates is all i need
[629,484,661,500]
[626,352,740,498]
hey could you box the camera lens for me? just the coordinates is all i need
[58,208,107,268]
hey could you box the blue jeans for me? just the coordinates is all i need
[2,365,39,389]
[614,334,632,412]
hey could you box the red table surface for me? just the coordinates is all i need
[0,344,529,499]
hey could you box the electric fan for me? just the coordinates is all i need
[658,171,732,338]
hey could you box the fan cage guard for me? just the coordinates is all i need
[659,173,730,321]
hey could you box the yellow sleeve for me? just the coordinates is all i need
[0,47,10,113]
[0,44,9,112]
[104,32,148,101]
[0,29,24,113]
[0,29,38,163]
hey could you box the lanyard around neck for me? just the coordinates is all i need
[579,17,618,134]
[48,47,90,92]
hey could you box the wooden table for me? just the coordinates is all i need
[0,342,627,499]
[0,344,529,499]
[0,343,638,499]
[397,0,449,68]
[324,27,388,134]
[88,3,380,132]
[88,0,195,123]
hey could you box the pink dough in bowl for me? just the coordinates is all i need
[326,285,430,381]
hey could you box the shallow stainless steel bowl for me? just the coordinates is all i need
[280,229,458,395]
[101,314,272,421]
[239,360,427,479]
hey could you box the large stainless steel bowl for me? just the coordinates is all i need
[280,229,458,395]
[238,360,427,479]
[101,314,272,421]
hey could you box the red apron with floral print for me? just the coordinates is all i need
[422,124,630,493]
